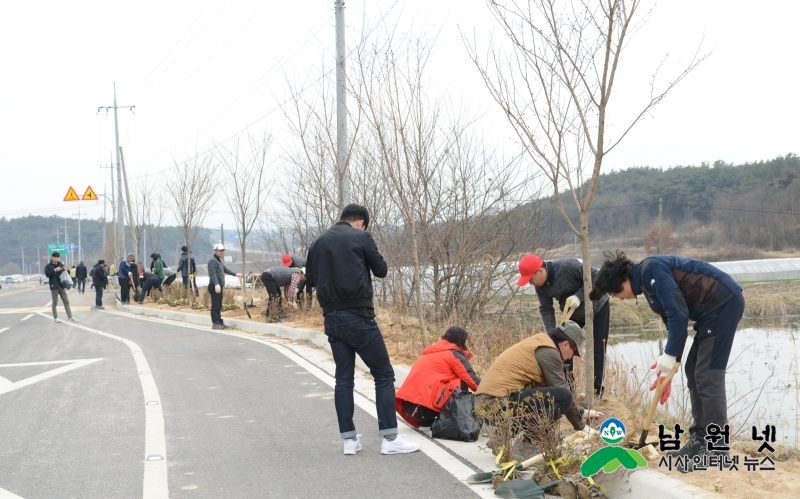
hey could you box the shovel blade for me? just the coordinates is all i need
[465,471,496,484]
[494,480,559,499]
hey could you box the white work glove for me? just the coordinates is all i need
[215,284,221,294]
[581,425,598,436]
[581,409,606,421]
[566,295,581,308]
[653,354,677,376]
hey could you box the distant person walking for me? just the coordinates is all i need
[69,265,77,288]
[93,260,108,309]
[76,261,87,294]
[306,204,420,456]
[44,252,76,323]
[176,246,199,297]
[208,244,242,330]
[118,254,134,304]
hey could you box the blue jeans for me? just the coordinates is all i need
[324,309,397,438]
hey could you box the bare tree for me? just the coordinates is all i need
[468,0,706,401]
[128,179,155,264]
[217,132,273,278]
[144,188,166,254]
[167,151,216,300]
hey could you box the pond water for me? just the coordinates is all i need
[607,319,800,447]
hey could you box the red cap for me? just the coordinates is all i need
[282,254,292,267]
[517,254,543,286]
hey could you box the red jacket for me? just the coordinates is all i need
[395,339,480,428]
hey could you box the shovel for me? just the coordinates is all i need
[634,361,680,449]
[561,301,577,323]
[239,276,251,319]
[466,432,588,484]
[494,479,560,499]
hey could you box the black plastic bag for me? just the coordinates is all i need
[430,389,482,442]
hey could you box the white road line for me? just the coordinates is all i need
[103,310,496,499]
[0,328,9,334]
[0,359,103,396]
[0,486,26,498]
[19,314,34,321]
[35,312,168,499]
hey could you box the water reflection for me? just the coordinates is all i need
[608,319,800,447]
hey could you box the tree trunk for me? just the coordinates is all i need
[409,220,427,342]
[579,209,595,406]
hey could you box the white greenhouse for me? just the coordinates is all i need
[711,258,800,283]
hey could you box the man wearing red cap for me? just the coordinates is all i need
[518,254,610,397]
[283,253,313,309]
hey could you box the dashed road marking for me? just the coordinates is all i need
[20,314,33,321]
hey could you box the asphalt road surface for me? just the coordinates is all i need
[0,284,481,499]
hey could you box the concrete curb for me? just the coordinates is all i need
[115,302,412,386]
[115,302,713,499]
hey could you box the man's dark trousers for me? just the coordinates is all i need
[686,292,745,437]
[138,276,161,303]
[208,285,224,325]
[324,309,397,438]
[95,285,104,307]
[119,278,130,303]
[77,278,86,293]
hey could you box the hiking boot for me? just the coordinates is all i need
[212,324,224,330]
[96,306,105,310]
[343,434,362,455]
[667,432,704,459]
[222,325,233,330]
[381,434,420,455]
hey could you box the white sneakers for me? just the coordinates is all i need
[343,434,362,455]
[380,434,420,455]
[69,317,79,322]
[343,434,420,455]
[54,318,62,323]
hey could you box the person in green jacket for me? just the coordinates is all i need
[150,253,165,280]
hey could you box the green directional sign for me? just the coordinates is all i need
[47,243,66,255]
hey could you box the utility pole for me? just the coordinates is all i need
[658,198,663,254]
[64,218,69,267]
[21,246,25,280]
[335,0,349,212]
[220,224,224,245]
[98,83,134,264]
[119,147,138,263]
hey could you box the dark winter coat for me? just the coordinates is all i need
[75,263,87,279]
[93,266,109,288]
[535,259,609,332]
[176,252,196,277]
[44,261,66,290]
[630,255,742,358]
[208,255,236,288]
[305,222,387,315]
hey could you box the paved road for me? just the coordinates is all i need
[0,284,481,499]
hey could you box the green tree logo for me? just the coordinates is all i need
[580,418,648,477]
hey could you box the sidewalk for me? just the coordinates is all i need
[115,301,714,499]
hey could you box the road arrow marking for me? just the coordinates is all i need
[0,358,103,396]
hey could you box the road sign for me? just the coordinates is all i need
[64,186,80,201]
[66,243,76,251]
[81,185,98,201]
[47,244,66,255]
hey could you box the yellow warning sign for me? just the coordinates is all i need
[82,185,98,201]
[64,186,80,201]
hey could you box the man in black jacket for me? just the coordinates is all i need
[306,204,420,456]
[93,260,109,309]
[44,252,76,323]
[75,261,88,294]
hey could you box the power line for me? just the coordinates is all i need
[126,0,218,97]
[128,0,230,99]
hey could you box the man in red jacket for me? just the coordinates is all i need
[396,327,481,428]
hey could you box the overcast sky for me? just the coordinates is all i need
[1,0,798,229]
